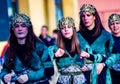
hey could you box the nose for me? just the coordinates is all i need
[64,27,69,31]
[84,15,88,20]
[113,23,117,28]
[18,26,23,30]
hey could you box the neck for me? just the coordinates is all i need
[17,38,26,45]
[67,37,72,39]
[42,34,47,38]
[87,23,95,30]
[113,33,120,37]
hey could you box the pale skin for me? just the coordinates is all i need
[81,12,95,30]
[110,21,120,37]
[4,23,29,83]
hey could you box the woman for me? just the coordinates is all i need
[0,13,54,84]
[107,13,120,84]
[77,4,114,84]
[48,17,87,84]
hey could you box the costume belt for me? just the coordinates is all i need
[59,64,83,84]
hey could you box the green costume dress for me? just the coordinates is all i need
[48,44,86,84]
[77,29,115,84]
[0,42,54,84]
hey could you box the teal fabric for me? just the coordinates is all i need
[48,45,84,69]
[0,42,53,83]
[77,30,114,84]
[105,53,120,67]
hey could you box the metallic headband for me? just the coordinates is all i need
[10,13,31,28]
[108,13,120,26]
[58,17,75,29]
[80,4,96,15]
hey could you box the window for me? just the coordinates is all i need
[55,0,63,24]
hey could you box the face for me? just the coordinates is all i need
[41,27,48,36]
[60,24,73,39]
[52,33,58,39]
[81,12,96,30]
[110,21,120,36]
[13,23,28,39]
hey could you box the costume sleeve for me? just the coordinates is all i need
[107,35,114,55]
[27,43,54,81]
[48,45,56,61]
[0,48,11,81]
[105,54,120,67]
[39,45,54,78]
[27,68,44,81]
[105,35,118,67]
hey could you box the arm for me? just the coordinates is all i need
[40,45,54,79]
[105,53,120,67]
[0,48,14,82]
[26,43,54,81]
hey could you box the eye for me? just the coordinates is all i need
[81,14,85,17]
[68,25,72,28]
[60,25,66,30]
[21,23,27,27]
[111,23,114,26]
[86,14,91,17]
[116,22,120,25]
[14,24,19,28]
[60,27,64,29]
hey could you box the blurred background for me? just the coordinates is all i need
[0,0,120,55]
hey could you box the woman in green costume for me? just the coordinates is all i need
[48,17,90,84]
[96,14,120,84]
[77,4,114,84]
[0,13,54,84]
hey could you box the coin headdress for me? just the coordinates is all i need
[58,17,75,29]
[108,13,120,26]
[80,4,96,15]
[10,13,31,28]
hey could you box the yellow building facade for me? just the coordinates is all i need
[0,0,79,60]
[18,0,79,36]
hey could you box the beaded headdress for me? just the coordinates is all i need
[80,4,96,15]
[58,17,75,29]
[108,13,120,26]
[10,13,31,28]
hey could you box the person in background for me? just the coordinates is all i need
[77,4,114,84]
[0,13,54,84]
[52,29,58,44]
[1,43,9,58]
[107,13,120,84]
[39,25,54,47]
[48,17,89,84]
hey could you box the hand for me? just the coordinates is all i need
[55,48,65,57]
[17,74,28,84]
[80,51,90,58]
[4,73,14,83]
[96,63,105,75]
[81,65,88,72]
[47,38,51,42]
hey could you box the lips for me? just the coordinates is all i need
[113,28,119,31]
[85,21,89,24]
[18,32,23,34]
[64,33,69,35]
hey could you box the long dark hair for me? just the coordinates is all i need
[57,27,81,56]
[79,7,104,37]
[8,21,41,69]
